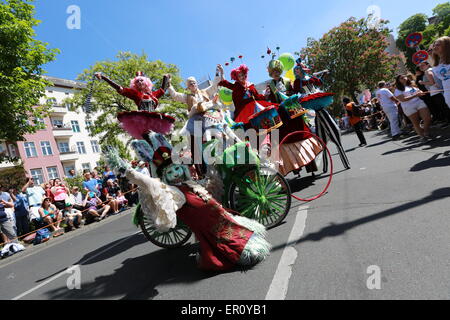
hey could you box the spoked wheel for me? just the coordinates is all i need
[137,205,192,249]
[229,166,292,229]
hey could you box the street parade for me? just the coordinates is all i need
[0,0,449,306]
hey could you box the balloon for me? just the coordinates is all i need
[285,68,295,81]
[219,87,233,103]
[278,53,295,71]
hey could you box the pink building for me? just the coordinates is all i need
[16,117,64,185]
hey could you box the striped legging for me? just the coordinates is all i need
[315,109,351,173]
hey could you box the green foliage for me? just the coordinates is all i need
[0,165,27,190]
[64,175,85,194]
[68,52,187,159]
[397,2,450,72]
[0,0,59,141]
[301,17,399,116]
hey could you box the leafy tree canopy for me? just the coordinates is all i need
[0,0,59,143]
[301,17,399,116]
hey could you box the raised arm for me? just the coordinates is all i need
[205,65,225,97]
[166,75,188,103]
[95,72,123,92]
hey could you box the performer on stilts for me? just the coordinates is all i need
[265,59,321,176]
[292,59,351,172]
[95,71,170,111]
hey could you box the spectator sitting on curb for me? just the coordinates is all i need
[37,198,63,236]
[69,187,86,212]
[102,179,120,214]
[116,190,128,212]
[62,203,82,231]
[84,192,111,222]
[8,188,30,237]
[51,178,70,211]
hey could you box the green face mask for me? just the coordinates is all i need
[163,164,188,185]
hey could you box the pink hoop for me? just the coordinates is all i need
[278,131,334,202]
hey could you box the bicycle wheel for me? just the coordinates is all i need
[229,167,292,229]
[137,205,192,249]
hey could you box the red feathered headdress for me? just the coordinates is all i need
[231,64,249,81]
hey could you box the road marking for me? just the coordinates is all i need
[12,231,140,300]
[265,206,308,300]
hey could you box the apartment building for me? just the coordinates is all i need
[0,76,104,185]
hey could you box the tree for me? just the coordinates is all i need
[301,17,400,115]
[397,3,450,72]
[396,14,428,72]
[0,0,59,143]
[0,165,26,190]
[69,52,187,159]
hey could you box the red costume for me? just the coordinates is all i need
[118,87,166,111]
[218,80,274,123]
[176,185,254,271]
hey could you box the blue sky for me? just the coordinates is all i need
[34,0,444,85]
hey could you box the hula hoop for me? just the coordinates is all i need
[278,130,334,202]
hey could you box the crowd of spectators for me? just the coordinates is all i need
[0,161,148,251]
[339,37,450,143]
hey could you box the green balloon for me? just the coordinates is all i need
[278,53,295,71]
[219,87,233,103]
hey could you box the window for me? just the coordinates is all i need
[40,141,53,156]
[64,166,75,176]
[76,142,86,154]
[46,98,57,106]
[8,144,17,158]
[71,121,80,133]
[35,118,45,129]
[65,102,72,110]
[47,167,59,180]
[91,140,100,153]
[82,163,91,172]
[30,169,44,185]
[24,142,37,158]
[85,120,93,133]
[58,142,70,154]
[0,143,5,154]
[52,119,64,128]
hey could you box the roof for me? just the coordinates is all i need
[43,76,87,89]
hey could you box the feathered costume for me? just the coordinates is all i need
[105,135,271,272]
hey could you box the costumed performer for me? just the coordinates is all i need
[264,59,322,176]
[292,59,351,172]
[105,145,271,272]
[95,71,170,112]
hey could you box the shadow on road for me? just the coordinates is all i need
[410,152,450,172]
[270,187,450,253]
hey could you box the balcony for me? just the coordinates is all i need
[52,124,74,137]
[59,146,79,162]
[49,105,68,115]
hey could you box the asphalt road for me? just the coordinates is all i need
[1,128,449,300]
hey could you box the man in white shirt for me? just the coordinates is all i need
[136,161,150,176]
[376,81,404,140]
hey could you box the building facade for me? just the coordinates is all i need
[0,76,104,184]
